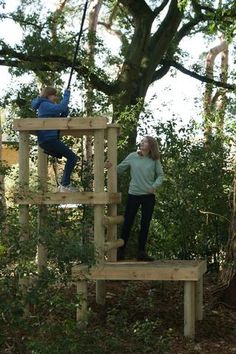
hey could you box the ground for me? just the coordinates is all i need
[1,273,236,353]
[85,274,236,354]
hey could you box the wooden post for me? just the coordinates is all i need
[18,132,30,292]
[37,147,48,273]
[184,281,195,338]
[107,126,118,261]
[94,129,106,304]
[76,280,88,321]
[104,239,124,251]
[0,115,6,218]
[103,215,124,226]
[195,276,203,321]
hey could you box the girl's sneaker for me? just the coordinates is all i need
[57,184,78,192]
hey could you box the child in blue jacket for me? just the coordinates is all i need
[32,86,78,192]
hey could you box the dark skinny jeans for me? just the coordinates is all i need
[121,193,155,252]
[39,139,78,186]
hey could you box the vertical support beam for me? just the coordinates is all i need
[107,126,118,261]
[195,276,203,321]
[0,114,6,219]
[37,147,48,273]
[76,280,88,321]
[18,132,30,291]
[184,281,195,338]
[94,129,105,305]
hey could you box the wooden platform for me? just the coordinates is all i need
[13,117,118,137]
[15,191,121,205]
[72,260,207,339]
[13,117,107,130]
[72,260,206,281]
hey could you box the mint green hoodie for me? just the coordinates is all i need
[117,152,164,195]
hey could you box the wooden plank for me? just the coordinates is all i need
[13,117,108,131]
[18,132,30,242]
[196,259,207,278]
[94,129,106,305]
[37,146,48,273]
[104,239,124,251]
[103,215,124,226]
[18,129,101,138]
[107,126,118,261]
[15,192,121,205]
[195,277,203,321]
[72,260,207,281]
[18,132,30,301]
[107,123,120,128]
[184,281,195,338]
[60,129,97,137]
[104,124,120,139]
[94,129,105,261]
[77,281,88,321]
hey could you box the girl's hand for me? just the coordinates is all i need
[105,160,112,169]
[148,188,155,194]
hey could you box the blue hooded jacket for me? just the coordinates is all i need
[31,89,70,144]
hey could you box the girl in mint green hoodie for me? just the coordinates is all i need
[116,136,164,261]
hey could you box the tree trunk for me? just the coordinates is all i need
[217,157,236,308]
[112,0,183,149]
[203,37,235,306]
[203,38,228,140]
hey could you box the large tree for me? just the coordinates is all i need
[0,0,236,305]
[0,0,235,144]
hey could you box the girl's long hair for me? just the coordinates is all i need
[144,136,160,160]
[40,86,57,98]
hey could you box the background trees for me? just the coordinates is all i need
[0,1,236,351]
[1,1,236,140]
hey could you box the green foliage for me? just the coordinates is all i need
[0,1,235,350]
[116,98,145,151]
[0,113,234,352]
[1,82,39,119]
[132,318,170,353]
[1,272,176,353]
[178,0,188,12]
[0,160,11,175]
[146,119,232,267]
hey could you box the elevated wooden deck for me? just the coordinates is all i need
[15,191,121,205]
[13,117,117,137]
[72,260,207,339]
[72,260,206,281]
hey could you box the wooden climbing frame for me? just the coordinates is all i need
[14,116,207,339]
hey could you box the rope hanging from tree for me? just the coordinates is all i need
[66,0,89,89]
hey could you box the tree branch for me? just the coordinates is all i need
[161,13,203,71]
[191,0,236,23]
[153,59,235,90]
[0,47,118,95]
[191,0,215,15]
[153,0,170,16]
[149,0,183,50]
[0,14,45,31]
[118,0,154,20]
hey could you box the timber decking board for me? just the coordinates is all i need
[72,260,207,281]
[14,117,108,131]
[15,192,121,205]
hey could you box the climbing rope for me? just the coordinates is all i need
[67,0,89,89]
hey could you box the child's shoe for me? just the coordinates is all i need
[57,184,78,192]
